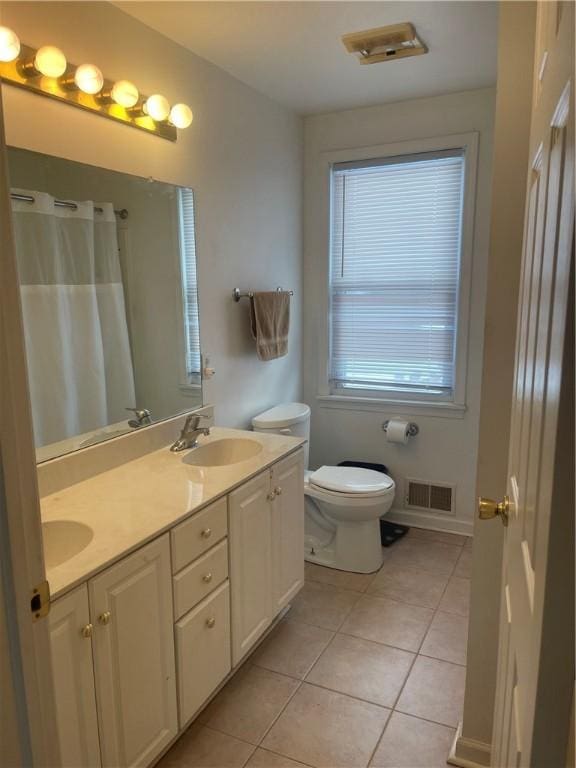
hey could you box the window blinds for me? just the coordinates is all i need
[178,188,201,381]
[330,150,465,395]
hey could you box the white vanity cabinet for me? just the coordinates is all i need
[229,448,304,666]
[89,535,178,768]
[50,536,177,768]
[47,445,304,768]
[48,585,101,768]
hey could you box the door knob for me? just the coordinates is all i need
[81,623,93,639]
[478,495,509,526]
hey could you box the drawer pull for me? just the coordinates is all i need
[201,528,212,539]
[98,611,111,626]
[81,623,93,639]
[202,573,213,583]
[205,616,216,629]
[274,486,283,496]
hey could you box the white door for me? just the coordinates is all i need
[48,585,101,768]
[89,535,178,768]
[229,469,273,666]
[486,4,574,766]
[0,84,60,766]
[271,449,305,612]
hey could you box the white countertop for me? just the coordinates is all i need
[41,427,305,599]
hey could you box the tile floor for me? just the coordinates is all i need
[158,528,472,768]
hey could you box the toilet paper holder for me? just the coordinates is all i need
[381,420,419,437]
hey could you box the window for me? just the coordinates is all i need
[329,149,465,399]
[178,188,201,385]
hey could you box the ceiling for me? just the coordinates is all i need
[116,1,499,115]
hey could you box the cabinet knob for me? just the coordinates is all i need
[202,573,213,583]
[274,487,283,496]
[201,527,212,539]
[98,611,111,626]
[205,616,216,629]
[81,623,93,639]
[267,492,276,502]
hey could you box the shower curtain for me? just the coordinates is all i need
[11,189,136,447]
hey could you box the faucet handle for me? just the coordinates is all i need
[126,407,151,419]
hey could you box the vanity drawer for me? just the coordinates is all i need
[171,497,228,573]
[176,580,231,728]
[173,539,229,620]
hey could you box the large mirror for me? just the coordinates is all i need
[7,147,202,462]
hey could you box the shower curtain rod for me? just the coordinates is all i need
[10,192,129,219]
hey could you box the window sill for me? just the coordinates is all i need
[317,394,467,419]
[179,383,202,398]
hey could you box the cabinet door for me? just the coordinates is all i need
[89,535,177,768]
[229,470,273,666]
[49,585,101,768]
[175,580,231,727]
[271,449,305,612]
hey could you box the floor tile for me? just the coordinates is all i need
[306,633,414,708]
[408,528,467,547]
[387,539,461,575]
[438,577,471,617]
[454,548,473,579]
[251,619,334,680]
[262,683,390,768]
[420,611,468,666]
[158,723,255,768]
[246,748,309,767]
[341,594,433,652]
[200,665,299,745]
[305,562,376,592]
[370,712,455,768]
[288,581,360,631]
[366,563,449,609]
[396,656,466,727]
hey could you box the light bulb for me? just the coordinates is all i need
[0,26,20,62]
[34,45,67,78]
[144,94,170,121]
[170,103,193,129]
[111,79,139,108]
[74,63,103,94]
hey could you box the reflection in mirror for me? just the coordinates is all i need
[7,147,202,462]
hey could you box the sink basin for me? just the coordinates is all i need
[42,520,94,568]
[183,438,263,467]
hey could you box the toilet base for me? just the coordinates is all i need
[305,518,384,574]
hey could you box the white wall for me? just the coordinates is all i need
[0,1,303,429]
[303,88,495,535]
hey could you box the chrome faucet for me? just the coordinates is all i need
[126,407,152,428]
[170,414,211,452]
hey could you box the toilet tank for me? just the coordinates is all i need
[252,402,310,468]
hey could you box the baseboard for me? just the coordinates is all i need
[387,507,474,536]
[447,722,492,768]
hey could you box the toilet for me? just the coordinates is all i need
[252,402,395,574]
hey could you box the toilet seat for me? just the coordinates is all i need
[304,469,395,508]
[309,466,394,496]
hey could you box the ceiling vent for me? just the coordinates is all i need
[342,23,428,65]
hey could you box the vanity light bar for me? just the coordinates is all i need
[0,27,194,142]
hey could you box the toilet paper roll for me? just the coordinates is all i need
[386,419,410,444]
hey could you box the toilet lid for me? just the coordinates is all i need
[309,466,394,494]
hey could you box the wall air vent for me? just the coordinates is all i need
[341,23,428,65]
[406,479,455,515]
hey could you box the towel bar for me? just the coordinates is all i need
[233,287,294,302]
